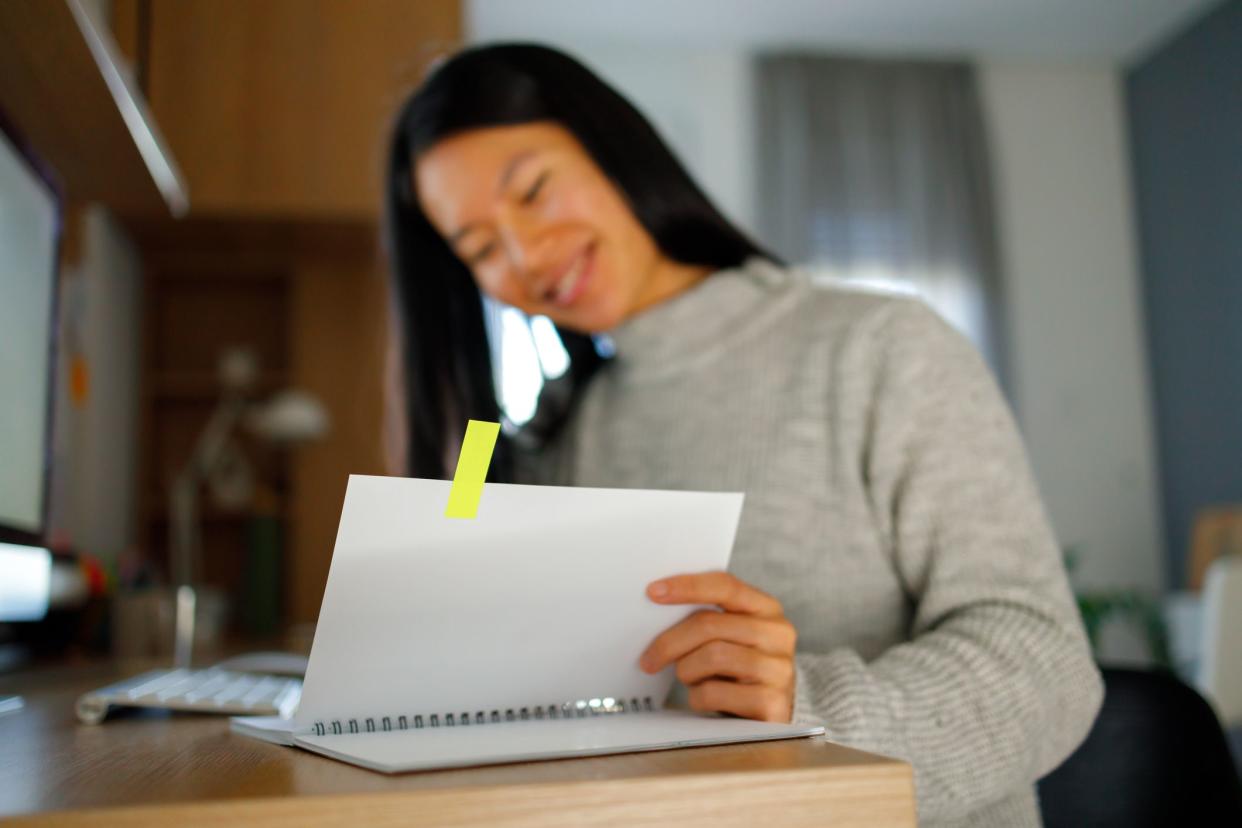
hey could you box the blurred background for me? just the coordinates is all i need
[0,0,1238,740]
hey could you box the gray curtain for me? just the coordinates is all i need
[755,55,1010,391]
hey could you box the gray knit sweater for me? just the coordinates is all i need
[517,256,1103,826]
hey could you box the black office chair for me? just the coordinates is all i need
[1038,667,1242,827]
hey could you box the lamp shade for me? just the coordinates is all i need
[245,390,329,444]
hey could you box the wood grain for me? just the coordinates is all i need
[288,257,390,622]
[144,0,460,218]
[0,662,917,826]
[1187,505,1242,590]
[127,216,389,628]
[109,0,143,79]
[0,0,186,215]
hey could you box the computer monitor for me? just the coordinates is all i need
[0,108,61,623]
[0,109,60,546]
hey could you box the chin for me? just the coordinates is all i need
[549,314,611,337]
[549,296,627,336]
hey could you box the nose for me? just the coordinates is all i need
[497,215,555,300]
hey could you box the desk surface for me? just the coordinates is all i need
[0,660,916,827]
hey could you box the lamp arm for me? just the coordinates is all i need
[168,394,247,586]
[187,395,249,479]
[167,393,249,669]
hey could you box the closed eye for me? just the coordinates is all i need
[468,241,497,265]
[521,172,549,205]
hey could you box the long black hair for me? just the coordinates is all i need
[386,43,776,481]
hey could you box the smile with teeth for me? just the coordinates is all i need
[547,246,593,306]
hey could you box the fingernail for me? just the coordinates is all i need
[648,581,669,598]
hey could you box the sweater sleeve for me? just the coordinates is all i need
[791,298,1104,823]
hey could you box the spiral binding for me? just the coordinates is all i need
[311,695,655,738]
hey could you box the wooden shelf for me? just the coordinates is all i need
[147,373,290,400]
[142,497,289,523]
[0,0,188,216]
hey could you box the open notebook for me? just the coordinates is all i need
[232,475,823,772]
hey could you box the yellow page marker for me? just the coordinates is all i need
[445,419,501,519]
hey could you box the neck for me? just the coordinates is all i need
[604,255,790,381]
[625,258,713,322]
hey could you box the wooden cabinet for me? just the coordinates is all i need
[132,219,392,625]
[0,1,187,216]
[287,253,391,622]
[138,0,459,218]
[117,0,459,627]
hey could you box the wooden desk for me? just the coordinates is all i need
[0,661,916,826]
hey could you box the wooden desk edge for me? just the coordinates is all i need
[3,753,917,827]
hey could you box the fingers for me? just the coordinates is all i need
[647,571,784,618]
[674,640,795,687]
[640,609,796,673]
[687,679,793,723]
[641,572,797,725]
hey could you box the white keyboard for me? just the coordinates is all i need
[76,668,302,724]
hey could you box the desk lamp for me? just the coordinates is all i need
[169,347,328,668]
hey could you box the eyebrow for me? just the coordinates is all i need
[448,150,538,245]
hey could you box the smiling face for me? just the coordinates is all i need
[414,121,709,333]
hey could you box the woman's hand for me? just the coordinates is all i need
[638,571,797,723]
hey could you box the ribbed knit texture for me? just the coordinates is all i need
[517,257,1104,826]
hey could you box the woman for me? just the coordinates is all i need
[385,43,1102,827]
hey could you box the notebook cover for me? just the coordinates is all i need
[294,710,824,773]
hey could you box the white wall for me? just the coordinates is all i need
[467,0,1218,64]
[48,207,143,564]
[979,64,1164,596]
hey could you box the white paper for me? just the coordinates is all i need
[295,475,745,732]
[230,715,298,745]
[295,710,822,773]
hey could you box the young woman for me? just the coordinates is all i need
[384,43,1102,827]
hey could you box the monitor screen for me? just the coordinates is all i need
[0,117,60,544]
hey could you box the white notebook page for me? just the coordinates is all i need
[296,476,745,731]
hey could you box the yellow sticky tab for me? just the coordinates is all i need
[444,419,501,519]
